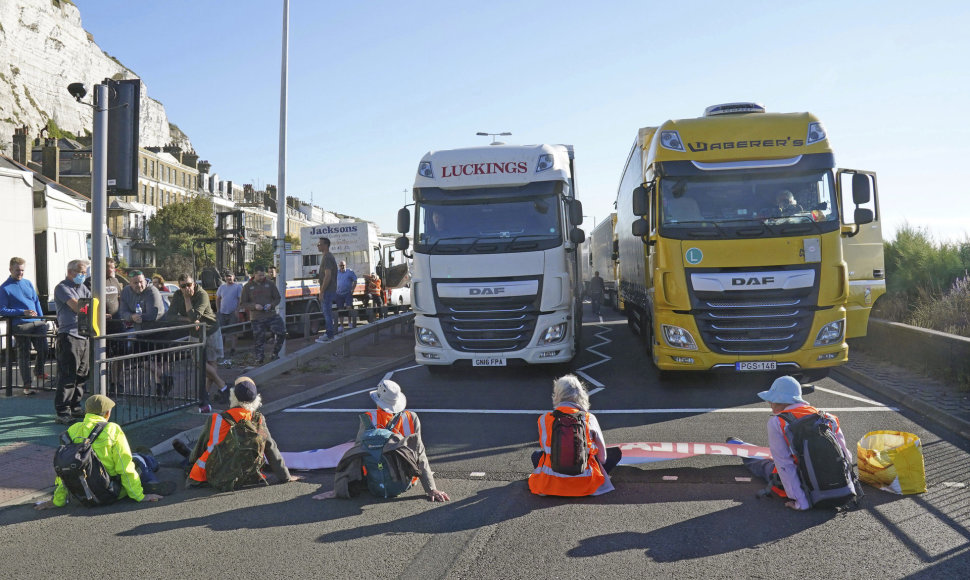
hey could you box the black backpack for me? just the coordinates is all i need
[205,412,268,492]
[779,411,862,509]
[53,422,122,507]
[549,409,590,476]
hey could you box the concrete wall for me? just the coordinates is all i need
[849,318,970,387]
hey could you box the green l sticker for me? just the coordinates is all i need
[685,248,703,265]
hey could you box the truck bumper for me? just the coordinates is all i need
[413,313,575,366]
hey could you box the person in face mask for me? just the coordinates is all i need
[53,259,92,424]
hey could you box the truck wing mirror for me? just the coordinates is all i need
[632,218,650,238]
[569,227,586,244]
[395,236,410,251]
[854,207,873,227]
[632,185,650,216]
[568,200,584,225]
[852,174,871,205]
[397,208,411,234]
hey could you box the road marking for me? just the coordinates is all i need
[285,406,900,414]
[810,385,887,406]
[663,475,678,481]
[575,323,613,392]
[470,472,485,478]
[297,387,373,409]
[735,477,752,482]
[942,482,966,488]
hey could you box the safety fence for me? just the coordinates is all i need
[1,317,58,398]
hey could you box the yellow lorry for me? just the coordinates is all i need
[615,103,885,381]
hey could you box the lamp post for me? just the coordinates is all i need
[475,131,511,145]
[275,0,289,355]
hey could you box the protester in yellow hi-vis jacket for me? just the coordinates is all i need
[35,395,173,509]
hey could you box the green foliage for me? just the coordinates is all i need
[250,237,275,271]
[878,223,970,337]
[147,197,215,262]
[44,118,77,140]
[285,233,300,250]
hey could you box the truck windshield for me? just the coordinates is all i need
[415,194,563,255]
[659,169,840,239]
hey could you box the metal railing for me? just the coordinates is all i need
[90,323,206,425]
[2,316,58,397]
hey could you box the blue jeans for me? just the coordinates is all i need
[321,291,337,338]
[132,452,159,484]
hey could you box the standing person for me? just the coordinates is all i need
[727,376,857,510]
[334,260,357,331]
[0,257,48,396]
[268,265,278,282]
[528,374,621,497]
[364,272,384,320]
[117,271,166,397]
[315,237,338,342]
[52,259,91,424]
[179,376,298,488]
[117,270,165,330]
[86,258,126,395]
[34,394,173,509]
[215,268,243,359]
[312,379,450,502]
[240,265,286,365]
[162,273,225,413]
[589,270,605,316]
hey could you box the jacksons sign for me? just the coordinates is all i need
[687,137,806,153]
[440,161,528,178]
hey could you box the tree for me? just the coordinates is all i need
[251,237,275,271]
[146,197,216,274]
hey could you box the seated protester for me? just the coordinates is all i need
[312,379,450,502]
[727,375,857,511]
[182,377,298,488]
[34,395,174,510]
[528,374,621,497]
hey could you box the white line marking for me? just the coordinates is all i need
[575,370,604,388]
[663,476,678,481]
[587,387,605,396]
[297,387,373,408]
[811,385,886,406]
[285,406,900,414]
[942,482,966,488]
[735,477,752,482]
[470,472,485,478]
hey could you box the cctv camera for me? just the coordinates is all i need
[67,82,87,102]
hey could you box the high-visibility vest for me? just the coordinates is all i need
[528,405,606,497]
[366,276,382,295]
[366,409,415,436]
[188,407,259,482]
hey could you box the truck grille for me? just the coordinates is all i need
[688,267,819,355]
[434,285,541,353]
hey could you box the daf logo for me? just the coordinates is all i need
[731,276,775,286]
[469,287,506,295]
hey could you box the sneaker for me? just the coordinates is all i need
[172,439,192,458]
[315,335,332,343]
[725,437,747,445]
[197,404,212,414]
[143,480,177,496]
[70,407,85,418]
[55,415,75,425]
[219,359,233,368]
[23,387,36,396]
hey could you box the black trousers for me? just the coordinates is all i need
[55,333,89,416]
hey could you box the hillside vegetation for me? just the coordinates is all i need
[874,224,970,338]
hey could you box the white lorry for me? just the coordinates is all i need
[395,144,586,369]
[587,213,618,310]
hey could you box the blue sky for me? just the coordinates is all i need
[72,0,969,242]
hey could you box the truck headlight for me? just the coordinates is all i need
[538,322,567,345]
[662,324,697,350]
[814,319,844,346]
[416,326,440,347]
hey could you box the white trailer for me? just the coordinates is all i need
[396,144,586,369]
[0,162,38,347]
[588,212,618,309]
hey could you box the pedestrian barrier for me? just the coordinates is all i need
[2,316,57,397]
[89,323,206,425]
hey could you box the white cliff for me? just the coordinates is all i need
[0,0,192,152]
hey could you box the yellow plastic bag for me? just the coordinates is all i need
[857,431,927,495]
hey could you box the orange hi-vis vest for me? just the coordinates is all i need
[366,408,415,435]
[189,407,261,483]
[528,405,605,497]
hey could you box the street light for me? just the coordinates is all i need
[476,131,511,145]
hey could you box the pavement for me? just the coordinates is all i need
[1,317,968,507]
